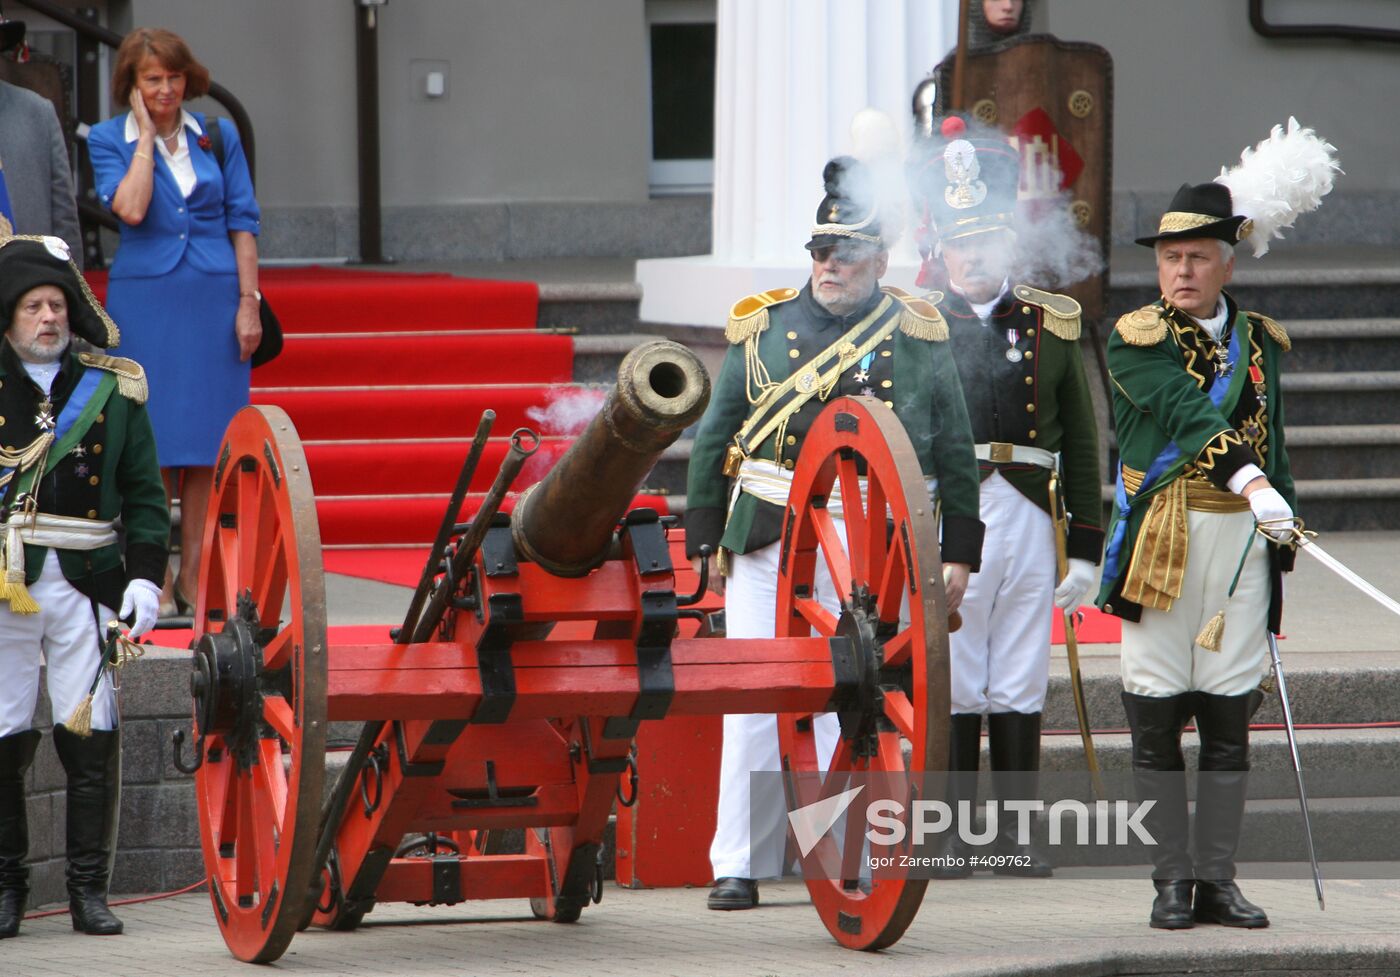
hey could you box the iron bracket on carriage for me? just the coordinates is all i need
[178,340,954,963]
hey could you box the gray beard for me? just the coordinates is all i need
[7,335,69,365]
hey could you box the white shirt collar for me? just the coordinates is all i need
[1191,296,1230,342]
[124,107,204,143]
[951,278,1011,323]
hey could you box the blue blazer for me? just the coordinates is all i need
[88,110,260,279]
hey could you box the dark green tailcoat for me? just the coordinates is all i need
[686,283,984,569]
[1095,294,1296,625]
[941,285,1104,562]
[0,341,170,610]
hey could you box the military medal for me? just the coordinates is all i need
[861,386,875,397]
[35,400,55,433]
[70,444,86,458]
[74,462,90,479]
[796,371,818,393]
[1005,347,1023,363]
[1249,362,1267,407]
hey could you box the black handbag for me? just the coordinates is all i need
[204,118,282,368]
[252,294,283,367]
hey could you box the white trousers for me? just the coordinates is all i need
[710,539,840,880]
[0,550,118,736]
[1121,508,1271,697]
[949,472,1056,714]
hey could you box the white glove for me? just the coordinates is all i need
[120,578,162,639]
[1248,486,1294,541]
[1053,558,1098,611]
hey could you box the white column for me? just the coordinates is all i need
[640,0,956,325]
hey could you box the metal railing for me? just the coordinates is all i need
[1248,0,1400,45]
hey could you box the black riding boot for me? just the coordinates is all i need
[1122,692,1195,929]
[930,713,982,879]
[1192,692,1269,928]
[987,711,1053,877]
[53,725,124,936]
[0,730,42,939]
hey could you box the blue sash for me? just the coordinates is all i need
[0,155,15,231]
[1,369,111,492]
[1101,317,1248,585]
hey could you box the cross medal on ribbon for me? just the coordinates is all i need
[851,350,876,398]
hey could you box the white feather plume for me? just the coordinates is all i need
[1215,117,1342,258]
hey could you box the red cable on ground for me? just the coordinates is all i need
[1044,720,1400,736]
[24,878,207,920]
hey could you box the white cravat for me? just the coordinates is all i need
[956,279,1011,324]
[22,360,61,396]
[1192,296,1230,342]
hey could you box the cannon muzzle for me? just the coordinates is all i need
[513,340,710,576]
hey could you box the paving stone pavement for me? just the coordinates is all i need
[9,876,1400,977]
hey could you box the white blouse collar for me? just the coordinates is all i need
[124,107,205,143]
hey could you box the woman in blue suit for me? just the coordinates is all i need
[89,27,261,615]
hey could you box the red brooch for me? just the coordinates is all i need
[197,134,212,151]
[1248,364,1264,384]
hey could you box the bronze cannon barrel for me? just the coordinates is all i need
[512,340,710,576]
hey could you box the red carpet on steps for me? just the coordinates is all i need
[86,265,541,332]
[82,264,667,558]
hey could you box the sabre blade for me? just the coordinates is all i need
[1296,539,1400,619]
[1266,631,1325,910]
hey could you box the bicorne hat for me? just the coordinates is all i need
[1135,182,1252,248]
[0,18,24,54]
[909,117,1020,245]
[805,156,885,252]
[0,236,120,348]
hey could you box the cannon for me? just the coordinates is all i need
[178,340,953,962]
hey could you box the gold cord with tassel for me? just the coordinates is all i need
[1196,523,1260,651]
[67,623,145,737]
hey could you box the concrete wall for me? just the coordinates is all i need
[1043,0,1398,193]
[116,0,651,209]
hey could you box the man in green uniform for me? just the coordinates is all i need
[1097,184,1296,930]
[686,156,983,910]
[0,235,170,939]
[910,120,1102,877]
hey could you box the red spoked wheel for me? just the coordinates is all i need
[775,396,951,950]
[187,406,328,963]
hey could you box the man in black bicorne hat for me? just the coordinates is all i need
[1097,182,1298,930]
[0,235,169,939]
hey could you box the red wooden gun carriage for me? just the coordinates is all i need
[174,340,953,962]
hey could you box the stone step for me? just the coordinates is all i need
[1281,319,1400,373]
[572,332,669,384]
[1286,424,1400,480]
[1278,371,1400,425]
[1041,658,1400,733]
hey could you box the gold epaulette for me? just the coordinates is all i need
[1248,312,1291,352]
[725,287,799,344]
[1115,306,1168,347]
[1014,285,1082,340]
[881,286,948,341]
[78,352,148,404]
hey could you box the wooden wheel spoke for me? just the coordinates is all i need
[251,523,287,621]
[794,596,838,636]
[236,466,264,592]
[807,508,851,599]
[262,694,297,745]
[881,625,915,668]
[233,771,259,900]
[215,524,241,613]
[835,455,869,585]
[261,627,294,672]
[875,529,908,625]
[255,739,290,828]
[884,689,917,743]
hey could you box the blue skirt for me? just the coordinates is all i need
[104,259,250,468]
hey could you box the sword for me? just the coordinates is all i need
[1265,629,1325,910]
[1048,473,1104,800]
[1292,533,1400,619]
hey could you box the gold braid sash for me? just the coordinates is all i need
[1119,465,1251,611]
[726,296,896,474]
